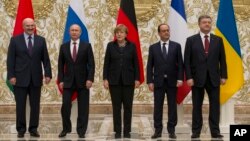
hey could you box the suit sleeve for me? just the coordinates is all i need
[219,37,228,79]
[7,37,16,80]
[103,43,111,80]
[87,43,95,82]
[177,43,184,81]
[42,38,52,78]
[133,44,140,81]
[184,37,192,80]
[58,45,64,83]
[146,46,154,84]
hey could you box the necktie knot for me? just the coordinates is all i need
[73,42,77,45]
[204,35,209,38]
[28,36,32,40]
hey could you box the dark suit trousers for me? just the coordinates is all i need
[192,73,220,135]
[14,83,41,133]
[61,85,89,135]
[153,78,177,134]
[109,84,134,134]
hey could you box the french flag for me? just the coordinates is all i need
[168,0,190,104]
[57,0,90,100]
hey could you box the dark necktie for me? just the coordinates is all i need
[162,42,167,60]
[72,42,77,62]
[28,36,32,56]
[204,35,209,56]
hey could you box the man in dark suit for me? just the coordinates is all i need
[58,24,95,138]
[184,15,227,139]
[7,18,52,138]
[147,24,184,139]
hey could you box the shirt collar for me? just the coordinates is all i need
[200,32,211,38]
[160,40,169,46]
[71,39,80,45]
[24,32,34,39]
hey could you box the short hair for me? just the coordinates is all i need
[114,24,128,34]
[198,15,212,23]
[157,23,170,33]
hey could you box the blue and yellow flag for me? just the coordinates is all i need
[215,0,244,104]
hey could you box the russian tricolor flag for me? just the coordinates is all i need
[63,0,89,43]
[57,0,90,100]
[168,0,190,104]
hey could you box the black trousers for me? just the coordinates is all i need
[192,74,220,135]
[14,83,41,133]
[109,84,134,134]
[61,86,89,135]
[153,78,177,134]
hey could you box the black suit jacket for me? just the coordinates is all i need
[58,40,95,88]
[147,40,184,87]
[184,33,227,87]
[103,41,139,85]
[7,34,52,87]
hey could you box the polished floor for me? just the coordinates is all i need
[0,113,233,141]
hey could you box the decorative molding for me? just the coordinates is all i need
[3,0,56,19]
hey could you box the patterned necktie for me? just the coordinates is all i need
[204,35,209,56]
[162,42,167,60]
[28,36,32,56]
[72,42,77,62]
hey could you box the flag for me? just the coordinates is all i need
[168,0,190,104]
[6,0,35,92]
[116,0,144,83]
[215,0,243,104]
[57,0,90,101]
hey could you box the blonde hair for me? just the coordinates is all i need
[114,24,128,34]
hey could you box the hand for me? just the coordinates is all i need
[220,78,226,85]
[59,82,64,90]
[45,77,51,84]
[86,80,93,89]
[148,83,154,92]
[135,80,140,88]
[187,79,194,87]
[9,77,16,85]
[176,81,183,87]
[103,80,109,90]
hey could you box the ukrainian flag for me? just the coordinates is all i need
[215,0,244,104]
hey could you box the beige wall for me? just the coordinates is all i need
[0,0,249,105]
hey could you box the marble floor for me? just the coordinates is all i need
[0,113,234,141]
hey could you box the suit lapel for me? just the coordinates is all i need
[196,34,206,57]
[75,41,84,62]
[20,34,32,57]
[208,34,216,57]
[156,41,166,62]
[66,42,74,63]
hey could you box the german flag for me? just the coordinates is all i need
[116,0,144,84]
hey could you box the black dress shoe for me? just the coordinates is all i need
[78,133,85,138]
[169,133,177,139]
[58,131,68,137]
[115,133,121,138]
[211,133,224,138]
[30,131,40,137]
[17,132,24,138]
[191,133,200,138]
[124,133,131,138]
[151,132,161,139]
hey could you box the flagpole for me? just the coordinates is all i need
[220,99,235,133]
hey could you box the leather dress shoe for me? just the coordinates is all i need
[115,133,121,138]
[124,133,131,138]
[78,132,85,138]
[169,133,177,139]
[191,133,200,138]
[30,131,40,137]
[211,133,224,138]
[151,132,161,139]
[58,131,69,137]
[17,132,24,138]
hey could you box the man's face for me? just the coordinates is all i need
[23,19,35,35]
[158,25,170,41]
[69,25,81,40]
[199,18,212,33]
